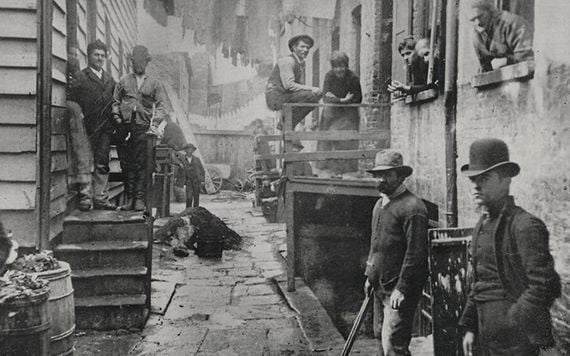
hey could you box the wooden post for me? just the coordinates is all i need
[37,0,53,251]
[145,135,157,217]
[283,104,295,291]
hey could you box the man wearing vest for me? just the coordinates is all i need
[459,138,560,356]
[265,34,322,130]
[364,150,429,356]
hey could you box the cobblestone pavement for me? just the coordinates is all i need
[75,192,433,355]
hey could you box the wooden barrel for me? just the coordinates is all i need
[34,261,75,356]
[0,286,51,356]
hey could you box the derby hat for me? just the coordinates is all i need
[181,143,197,151]
[288,34,314,51]
[461,138,520,177]
[366,150,413,177]
[131,45,151,61]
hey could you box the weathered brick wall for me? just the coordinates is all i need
[391,99,447,216]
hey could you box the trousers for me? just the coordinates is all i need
[185,180,201,208]
[116,125,150,200]
[88,129,112,203]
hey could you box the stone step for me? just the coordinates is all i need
[63,210,149,243]
[75,294,148,330]
[72,267,148,298]
[54,241,149,270]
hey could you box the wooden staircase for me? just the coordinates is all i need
[54,210,152,330]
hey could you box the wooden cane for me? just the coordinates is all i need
[341,287,374,356]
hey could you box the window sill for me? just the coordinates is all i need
[404,88,439,105]
[471,60,535,89]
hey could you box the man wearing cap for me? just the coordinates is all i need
[289,140,313,177]
[173,143,205,208]
[265,34,322,130]
[468,0,533,72]
[68,40,118,211]
[459,138,560,356]
[112,45,167,211]
[364,150,429,356]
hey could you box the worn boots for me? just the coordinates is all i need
[78,183,92,211]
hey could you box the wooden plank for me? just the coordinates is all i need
[0,125,35,152]
[52,30,67,60]
[286,190,295,292]
[52,2,67,34]
[471,60,535,88]
[50,170,67,198]
[284,130,390,141]
[0,54,36,67]
[0,97,36,124]
[0,10,36,38]
[52,151,68,172]
[49,194,68,219]
[52,83,67,106]
[287,180,380,198]
[284,149,379,162]
[0,153,35,181]
[256,135,282,143]
[0,0,36,10]
[49,212,65,241]
[52,67,66,83]
[0,68,36,95]
[52,134,67,151]
[0,182,36,209]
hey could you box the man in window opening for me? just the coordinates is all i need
[265,34,322,130]
[112,45,167,212]
[459,138,560,356]
[388,37,438,95]
[68,40,118,211]
[468,0,533,72]
[364,150,429,356]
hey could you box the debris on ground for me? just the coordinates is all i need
[155,206,242,257]
[0,270,48,303]
[11,251,60,273]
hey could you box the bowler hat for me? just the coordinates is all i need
[182,143,197,151]
[366,150,413,177]
[461,138,520,177]
[131,45,150,61]
[288,34,314,51]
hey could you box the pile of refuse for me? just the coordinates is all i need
[156,206,242,257]
[11,251,60,273]
[0,270,47,303]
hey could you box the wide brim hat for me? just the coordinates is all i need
[181,143,197,151]
[366,150,413,177]
[461,138,520,177]
[131,45,151,61]
[288,34,314,51]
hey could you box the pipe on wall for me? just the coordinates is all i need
[444,0,459,227]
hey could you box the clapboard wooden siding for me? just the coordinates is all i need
[0,0,137,248]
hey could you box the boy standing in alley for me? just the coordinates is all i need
[175,143,205,208]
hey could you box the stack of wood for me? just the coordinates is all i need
[156,207,242,257]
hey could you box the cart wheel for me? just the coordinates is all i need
[204,166,223,194]
[232,179,245,192]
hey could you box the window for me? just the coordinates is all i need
[498,0,534,25]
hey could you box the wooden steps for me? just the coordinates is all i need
[54,210,152,330]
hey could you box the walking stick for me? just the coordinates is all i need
[341,287,374,356]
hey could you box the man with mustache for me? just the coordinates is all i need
[468,0,533,72]
[265,34,322,130]
[68,40,117,211]
[364,150,429,355]
[459,138,560,355]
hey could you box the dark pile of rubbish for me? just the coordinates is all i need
[156,207,242,257]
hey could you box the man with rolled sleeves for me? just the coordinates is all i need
[265,34,322,130]
[364,150,429,356]
[459,138,560,356]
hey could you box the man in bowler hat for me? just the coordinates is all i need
[265,34,322,130]
[459,138,560,355]
[364,150,429,355]
[112,45,167,211]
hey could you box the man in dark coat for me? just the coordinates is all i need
[388,37,439,95]
[69,40,118,211]
[265,34,322,130]
[112,45,167,211]
[468,0,533,72]
[364,150,429,356]
[459,138,560,356]
[174,143,205,208]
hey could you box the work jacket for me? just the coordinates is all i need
[459,196,561,347]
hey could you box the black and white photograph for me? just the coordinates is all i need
[0,0,568,355]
